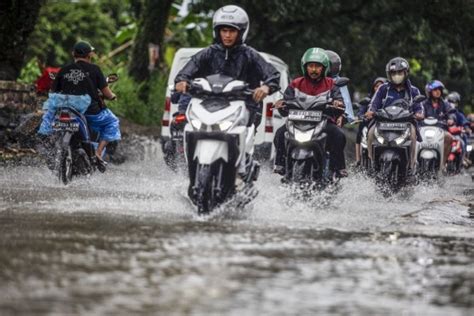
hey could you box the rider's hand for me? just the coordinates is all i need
[365,111,374,120]
[175,81,188,93]
[253,85,270,103]
[415,112,424,121]
[333,100,345,109]
[274,99,285,109]
[447,118,454,126]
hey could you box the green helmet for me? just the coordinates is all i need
[300,47,330,77]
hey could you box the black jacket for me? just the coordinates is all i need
[175,44,281,109]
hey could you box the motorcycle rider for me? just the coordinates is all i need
[365,57,424,172]
[38,40,120,171]
[421,80,456,166]
[355,77,387,166]
[325,50,354,125]
[447,91,472,165]
[174,5,280,129]
[273,47,347,177]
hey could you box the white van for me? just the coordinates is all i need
[160,47,289,161]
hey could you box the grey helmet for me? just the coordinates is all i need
[447,91,461,104]
[385,57,410,84]
[212,5,249,44]
[325,50,341,77]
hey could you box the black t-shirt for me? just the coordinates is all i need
[52,60,107,114]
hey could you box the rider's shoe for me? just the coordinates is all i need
[95,156,107,173]
[273,165,285,175]
[235,173,245,191]
[335,169,348,178]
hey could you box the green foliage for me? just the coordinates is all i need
[103,65,166,125]
[191,0,474,110]
[27,0,116,66]
[17,58,41,84]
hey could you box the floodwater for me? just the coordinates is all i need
[1,143,473,315]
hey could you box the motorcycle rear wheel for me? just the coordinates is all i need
[59,146,73,185]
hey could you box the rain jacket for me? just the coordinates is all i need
[421,98,455,125]
[174,43,280,110]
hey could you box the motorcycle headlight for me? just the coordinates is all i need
[287,121,295,135]
[374,127,385,145]
[361,127,368,144]
[219,120,233,131]
[395,127,411,145]
[294,129,313,143]
[191,119,202,130]
[424,129,436,140]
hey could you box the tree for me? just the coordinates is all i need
[0,0,44,80]
[191,0,474,108]
[128,0,174,82]
[26,1,116,67]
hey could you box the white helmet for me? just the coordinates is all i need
[212,5,249,44]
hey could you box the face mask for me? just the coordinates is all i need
[391,73,405,84]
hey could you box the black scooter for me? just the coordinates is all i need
[370,95,426,194]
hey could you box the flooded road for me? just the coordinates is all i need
[1,146,473,315]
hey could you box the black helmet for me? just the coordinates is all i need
[447,91,461,104]
[325,50,341,77]
[385,57,409,84]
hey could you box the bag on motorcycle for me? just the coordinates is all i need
[38,93,91,135]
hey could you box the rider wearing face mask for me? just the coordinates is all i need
[421,80,456,166]
[273,47,347,177]
[174,5,280,127]
[365,57,424,172]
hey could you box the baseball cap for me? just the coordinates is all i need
[73,41,95,57]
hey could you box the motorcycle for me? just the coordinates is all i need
[370,95,426,194]
[49,74,118,184]
[163,111,187,171]
[416,117,446,179]
[446,125,464,175]
[183,74,260,214]
[281,77,349,186]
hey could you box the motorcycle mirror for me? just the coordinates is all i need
[414,95,426,103]
[335,77,350,87]
[106,74,119,83]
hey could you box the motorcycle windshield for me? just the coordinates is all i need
[200,97,231,113]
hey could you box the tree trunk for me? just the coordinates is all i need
[0,0,43,80]
[129,0,173,82]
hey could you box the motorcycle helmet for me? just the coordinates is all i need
[212,5,249,45]
[301,47,330,77]
[325,50,341,78]
[425,80,445,97]
[385,57,409,85]
[373,77,387,86]
[447,91,461,104]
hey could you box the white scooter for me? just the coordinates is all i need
[416,117,446,179]
[183,74,260,214]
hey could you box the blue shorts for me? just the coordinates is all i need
[86,109,121,142]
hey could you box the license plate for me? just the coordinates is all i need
[420,143,439,149]
[171,130,184,139]
[378,122,408,131]
[288,110,322,122]
[53,122,80,131]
